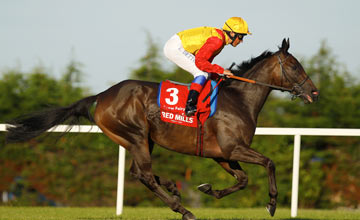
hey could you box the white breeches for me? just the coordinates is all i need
[163,34,208,79]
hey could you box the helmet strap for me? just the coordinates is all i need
[224,22,238,43]
[224,30,237,43]
[225,22,235,32]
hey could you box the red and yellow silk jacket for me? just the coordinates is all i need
[177,27,230,74]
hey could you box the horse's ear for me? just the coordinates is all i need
[287,38,290,49]
[280,38,290,53]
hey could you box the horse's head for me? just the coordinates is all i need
[272,38,319,103]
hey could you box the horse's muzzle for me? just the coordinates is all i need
[298,89,319,104]
[311,90,319,102]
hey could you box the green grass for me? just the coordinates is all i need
[0,206,359,220]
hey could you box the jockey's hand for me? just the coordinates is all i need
[223,69,234,77]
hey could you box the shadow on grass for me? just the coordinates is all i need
[77,218,121,220]
[165,218,332,220]
[186,218,333,220]
[77,218,338,220]
[77,217,342,220]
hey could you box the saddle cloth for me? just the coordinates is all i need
[157,80,219,127]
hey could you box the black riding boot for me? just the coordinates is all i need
[185,90,200,117]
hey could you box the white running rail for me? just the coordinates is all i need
[255,127,360,217]
[0,124,125,215]
[1,124,359,217]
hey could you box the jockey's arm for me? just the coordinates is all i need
[195,37,228,75]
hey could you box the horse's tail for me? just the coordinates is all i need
[5,95,98,143]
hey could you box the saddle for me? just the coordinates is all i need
[157,79,220,156]
[157,80,219,127]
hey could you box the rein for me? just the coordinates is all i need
[228,75,292,92]
[202,55,309,103]
[228,55,309,96]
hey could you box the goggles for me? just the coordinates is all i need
[236,33,246,41]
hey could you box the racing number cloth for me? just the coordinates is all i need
[157,80,219,127]
[158,81,197,127]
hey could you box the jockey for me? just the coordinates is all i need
[164,17,251,117]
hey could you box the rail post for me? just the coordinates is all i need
[291,134,301,217]
[116,146,126,215]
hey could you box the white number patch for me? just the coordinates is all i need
[165,88,179,105]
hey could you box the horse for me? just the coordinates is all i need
[6,39,318,220]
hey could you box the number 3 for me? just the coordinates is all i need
[165,88,179,105]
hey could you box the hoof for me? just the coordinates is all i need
[197,183,212,194]
[266,203,276,217]
[182,212,196,220]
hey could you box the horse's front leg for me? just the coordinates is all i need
[198,159,248,199]
[229,145,278,217]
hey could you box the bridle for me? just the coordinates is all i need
[276,54,309,99]
[203,54,310,103]
[227,54,310,98]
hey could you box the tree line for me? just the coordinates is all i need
[0,37,359,209]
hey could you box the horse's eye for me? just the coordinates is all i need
[292,65,298,70]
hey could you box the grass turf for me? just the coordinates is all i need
[0,206,359,220]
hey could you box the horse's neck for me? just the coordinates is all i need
[227,59,275,122]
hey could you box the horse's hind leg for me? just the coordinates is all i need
[130,160,181,202]
[147,139,181,202]
[198,159,248,199]
[129,142,195,220]
[154,175,181,202]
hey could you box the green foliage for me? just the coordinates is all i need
[0,62,118,206]
[1,37,359,209]
[127,38,360,209]
[0,63,88,121]
[258,41,360,208]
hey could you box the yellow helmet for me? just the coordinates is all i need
[223,17,252,35]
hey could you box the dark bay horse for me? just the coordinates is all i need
[6,39,318,220]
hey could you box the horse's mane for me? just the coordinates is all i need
[230,50,275,76]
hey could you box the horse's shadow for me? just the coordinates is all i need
[78,217,332,220]
[176,218,330,220]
